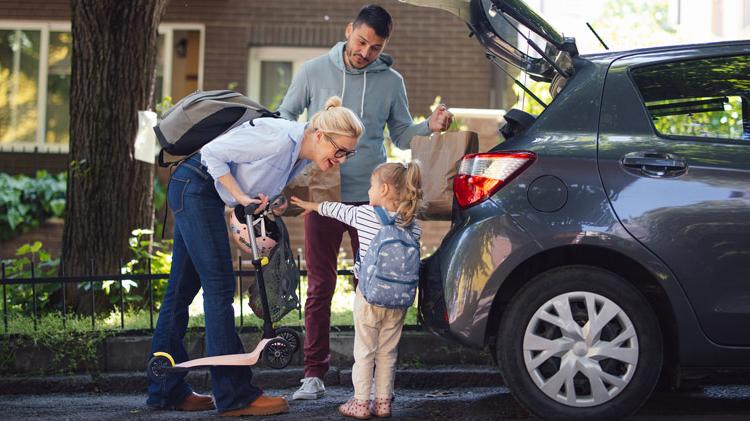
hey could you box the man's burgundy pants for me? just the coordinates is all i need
[303,206,362,378]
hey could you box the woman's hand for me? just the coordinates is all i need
[218,173,269,214]
[239,193,269,214]
[290,196,320,216]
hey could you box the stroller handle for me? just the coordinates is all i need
[244,203,259,217]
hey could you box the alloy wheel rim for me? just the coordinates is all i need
[522,291,639,407]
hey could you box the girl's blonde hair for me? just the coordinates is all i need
[309,96,364,140]
[374,161,423,227]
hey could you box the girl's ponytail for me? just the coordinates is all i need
[375,161,423,227]
[395,161,422,227]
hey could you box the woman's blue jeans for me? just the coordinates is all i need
[147,156,261,412]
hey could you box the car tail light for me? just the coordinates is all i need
[453,151,536,208]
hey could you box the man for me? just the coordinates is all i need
[277,4,452,400]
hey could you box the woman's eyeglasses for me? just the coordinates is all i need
[324,135,357,159]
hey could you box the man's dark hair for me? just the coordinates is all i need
[353,4,393,39]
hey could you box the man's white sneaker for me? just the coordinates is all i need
[292,377,326,400]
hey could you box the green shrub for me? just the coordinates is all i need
[1,241,60,313]
[0,171,66,241]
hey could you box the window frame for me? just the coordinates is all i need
[246,46,328,108]
[627,53,750,146]
[0,21,205,153]
[0,20,69,152]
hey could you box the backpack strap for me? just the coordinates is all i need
[373,206,395,226]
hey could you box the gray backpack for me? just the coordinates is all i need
[155,90,280,167]
[359,207,421,309]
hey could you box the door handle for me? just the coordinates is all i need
[621,152,687,177]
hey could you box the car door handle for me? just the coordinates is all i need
[621,152,687,177]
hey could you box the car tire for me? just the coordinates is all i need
[497,265,663,420]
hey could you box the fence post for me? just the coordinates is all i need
[90,259,95,330]
[148,259,154,330]
[238,255,243,328]
[119,259,125,330]
[2,262,7,334]
[31,261,37,331]
[60,260,66,329]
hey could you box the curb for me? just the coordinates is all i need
[5,330,495,374]
[0,366,502,395]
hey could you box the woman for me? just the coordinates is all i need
[147,96,363,416]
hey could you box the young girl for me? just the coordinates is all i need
[291,161,423,419]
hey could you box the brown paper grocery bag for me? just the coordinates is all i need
[411,131,479,220]
[283,163,341,216]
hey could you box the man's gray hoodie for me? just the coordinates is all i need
[278,41,430,202]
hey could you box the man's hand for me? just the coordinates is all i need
[428,104,454,132]
[290,196,320,216]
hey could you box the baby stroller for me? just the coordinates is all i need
[147,195,301,381]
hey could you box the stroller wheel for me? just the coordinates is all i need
[275,327,300,354]
[147,352,174,381]
[263,338,293,369]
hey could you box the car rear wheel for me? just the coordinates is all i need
[497,265,662,420]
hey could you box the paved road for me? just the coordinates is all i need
[2,384,750,420]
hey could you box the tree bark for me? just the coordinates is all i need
[63,0,168,313]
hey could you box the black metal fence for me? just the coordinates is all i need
[1,255,355,334]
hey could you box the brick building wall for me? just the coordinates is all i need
[160,0,491,113]
[0,0,492,129]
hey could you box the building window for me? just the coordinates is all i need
[46,30,72,145]
[1,26,46,147]
[247,47,327,112]
[0,22,204,153]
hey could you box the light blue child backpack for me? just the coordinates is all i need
[359,206,421,309]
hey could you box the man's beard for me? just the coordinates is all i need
[345,45,369,69]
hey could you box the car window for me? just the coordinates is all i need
[630,54,750,142]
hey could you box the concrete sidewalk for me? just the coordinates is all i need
[0,365,504,395]
[6,329,494,372]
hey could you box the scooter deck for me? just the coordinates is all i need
[174,338,273,369]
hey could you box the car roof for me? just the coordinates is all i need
[581,39,750,63]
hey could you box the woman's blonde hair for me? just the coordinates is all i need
[309,96,364,141]
[374,161,423,227]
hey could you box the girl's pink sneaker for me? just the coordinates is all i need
[370,397,391,418]
[339,398,371,419]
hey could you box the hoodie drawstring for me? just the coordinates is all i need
[360,72,367,118]
[340,66,367,118]
[341,67,346,102]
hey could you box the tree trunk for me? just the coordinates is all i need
[62,0,168,313]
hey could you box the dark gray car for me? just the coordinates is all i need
[402,0,750,419]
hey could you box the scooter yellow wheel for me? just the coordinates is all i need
[153,351,175,366]
[147,352,175,381]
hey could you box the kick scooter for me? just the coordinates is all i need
[147,201,299,381]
